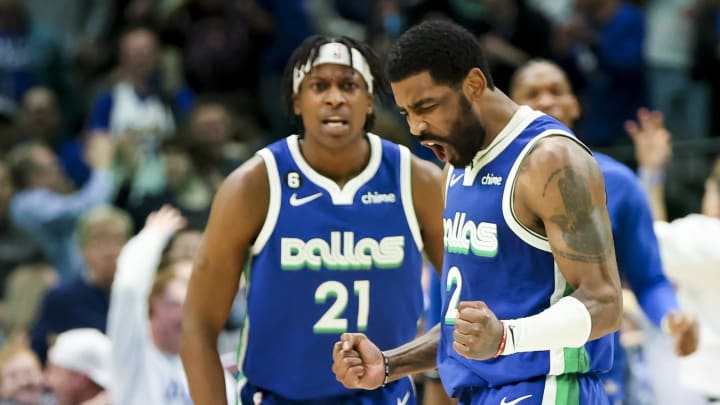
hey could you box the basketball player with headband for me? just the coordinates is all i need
[181,35,445,405]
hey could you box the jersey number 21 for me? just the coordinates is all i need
[313,280,369,333]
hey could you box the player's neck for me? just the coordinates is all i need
[477,91,520,150]
[299,135,370,188]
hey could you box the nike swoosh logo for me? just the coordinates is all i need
[500,394,532,405]
[397,391,410,405]
[449,173,464,187]
[289,192,323,207]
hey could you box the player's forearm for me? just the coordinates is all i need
[181,323,228,405]
[384,324,440,381]
[499,287,621,357]
[636,279,679,328]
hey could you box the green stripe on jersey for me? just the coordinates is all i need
[555,373,580,405]
[563,347,590,374]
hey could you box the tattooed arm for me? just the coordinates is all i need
[514,136,622,340]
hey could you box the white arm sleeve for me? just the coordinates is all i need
[501,295,592,355]
[107,228,170,404]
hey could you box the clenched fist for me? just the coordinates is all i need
[332,333,385,390]
[452,301,504,360]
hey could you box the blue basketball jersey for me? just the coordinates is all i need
[437,107,614,397]
[239,134,425,400]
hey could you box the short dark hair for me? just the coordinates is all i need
[5,142,45,190]
[509,58,572,95]
[281,35,389,135]
[386,19,495,90]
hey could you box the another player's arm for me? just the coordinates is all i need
[334,157,445,390]
[517,137,622,340]
[410,155,445,272]
[333,324,441,389]
[181,157,268,405]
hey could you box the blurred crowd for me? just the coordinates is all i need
[0,0,718,404]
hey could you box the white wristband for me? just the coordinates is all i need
[501,296,592,355]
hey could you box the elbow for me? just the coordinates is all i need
[608,290,623,333]
[583,285,623,341]
[180,311,217,357]
[598,287,623,337]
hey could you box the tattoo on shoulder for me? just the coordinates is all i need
[548,166,611,263]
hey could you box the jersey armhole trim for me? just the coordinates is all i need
[250,149,281,255]
[501,130,588,252]
[400,146,423,251]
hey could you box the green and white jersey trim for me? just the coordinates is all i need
[251,149,282,255]
[501,128,581,253]
[542,374,582,405]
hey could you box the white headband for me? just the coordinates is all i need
[292,42,374,95]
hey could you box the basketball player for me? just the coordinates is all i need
[509,59,698,403]
[180,35,444,404]
[332,20,622,404]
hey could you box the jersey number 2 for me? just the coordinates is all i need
[444,266,462,325]
[313,280,369,333]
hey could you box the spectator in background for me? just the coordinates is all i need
[30,205,132,364]
[1,263,57,345]
[124,137,213,231]
[629,110,720,402]
[256,0,316,141]
[527,0,572,23]
[107,206,235,404]
[0,98,17,154]
[692,0,720,136]
[25,0,113,80]
[0,0,68,114]
[45,328,111,405]
[554,0,646,147]
[162,228,202,265]
[160,0,270,111]
[108,0,159,37]
[0,342,50,405]
[15,87,89,187]
[307,0,373,41]
[0,161,43,300]
[458,0,553,91]
[6,135,115,278]
[89,26,190,204]
[644,0,708,140]
[186,101,261,190]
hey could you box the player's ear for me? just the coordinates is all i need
[568,95,581,123]
[462,68,488,102]
[292,92,302,116]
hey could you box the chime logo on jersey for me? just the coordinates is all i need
[481,172,503,186]
[280,232,405,270]
[361,191,396,204]
[443,212,498,257]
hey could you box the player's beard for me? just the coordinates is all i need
[419,93,486,168]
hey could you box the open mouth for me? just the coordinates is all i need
[322,117,349,126]
[421,141,448,162]
[320,117,350,135]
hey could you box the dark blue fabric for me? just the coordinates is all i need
[29,277,110,363]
